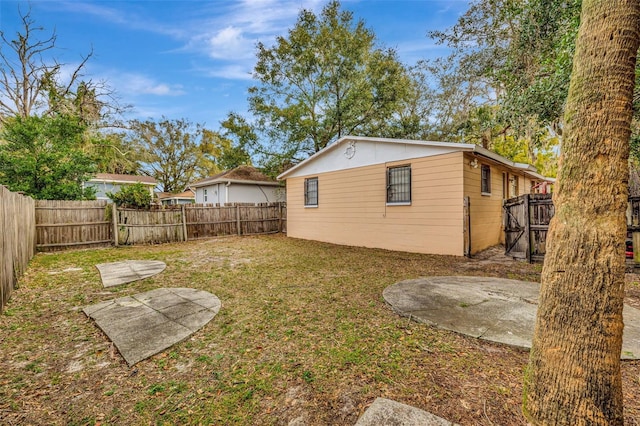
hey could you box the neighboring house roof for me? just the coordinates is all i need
[89,173,157,185]
[191,165,279,188]
[277,135,555,182]
[157,189,195,201]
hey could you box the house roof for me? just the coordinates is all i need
[157,189,195,200]
[277,136,554,182]
[90,173,157,185]
[191,165,279,188]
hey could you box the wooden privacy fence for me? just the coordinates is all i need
[1,186,36,313]
[114,202,286,245]
[36,200,112,251]
[503,194,554,262]
[35,201,287,249]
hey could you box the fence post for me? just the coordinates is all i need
[236,204,241,235]
[181,204,188,242]
[112,202,118,247]
[278,202,283,233]
[524,194,531,263]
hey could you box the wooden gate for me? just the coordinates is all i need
[503,194,554,262]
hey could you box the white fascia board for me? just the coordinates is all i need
[192,179,280,188]
[472,146,554,182]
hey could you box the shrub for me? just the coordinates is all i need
[107,182,152,208]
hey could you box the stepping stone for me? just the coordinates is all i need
[83,288,221,366]
[96,260,166,287]
[355,398,457,426]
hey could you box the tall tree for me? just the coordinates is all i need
[524,1,640,424]
[0,114,96,200]
[231,0,410,170]
[429,0,578,166]
[130,118,218,193]
[0,7,123,125]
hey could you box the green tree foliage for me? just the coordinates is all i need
[107,182,152,209]
[425,0,578,173]
[0,114,96,199]
[129,118,219,193]
[226,1,411,173]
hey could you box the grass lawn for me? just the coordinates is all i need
[1,234,639,425]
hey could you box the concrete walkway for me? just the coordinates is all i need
[383,276,640,360]
[95,260,166,287]
[83,288,221,366]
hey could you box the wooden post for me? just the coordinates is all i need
[181,204,188,242]
[278,202,283,233]
[112,202,118,247]
[236,204,241,235]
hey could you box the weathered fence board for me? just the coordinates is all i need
[1,186,36,313]
[116,207,185,245]
[116,202,286,245]
[35,200,112,251]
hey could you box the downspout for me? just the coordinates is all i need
[226,181,231,204]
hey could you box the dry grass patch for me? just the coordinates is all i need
[0,235,638,425]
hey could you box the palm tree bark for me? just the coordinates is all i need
[524,0,640,424]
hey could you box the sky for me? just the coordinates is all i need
[0,0,470,130]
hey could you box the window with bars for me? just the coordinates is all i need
[481,164,491,195]
[386,165,411,204]
[304,177,318,206]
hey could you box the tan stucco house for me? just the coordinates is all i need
[277,136,554,256]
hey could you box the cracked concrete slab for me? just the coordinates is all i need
[83,288,221,366]
[355,398,457,426]
[383,276,640,360]
[95,260,166,287]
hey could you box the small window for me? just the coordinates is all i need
[204,188,208,202]
[481,165,491,195]
[510,175,518,198]
[387,165,411,204]
[304,177,318,206]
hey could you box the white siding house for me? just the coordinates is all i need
[191,166,284,205]
[84,173,157,201]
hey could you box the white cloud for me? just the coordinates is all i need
[105,72,185,97]
[205,26,254,60]
[181,0,323,78]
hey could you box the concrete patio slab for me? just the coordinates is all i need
[83,287,221,366]
[383,276,640,360]
[95,260,166,287]
[355,398,457,426]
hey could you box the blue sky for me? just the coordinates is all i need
[0,0,469,129]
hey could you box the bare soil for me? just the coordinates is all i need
[0,235,638,425]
